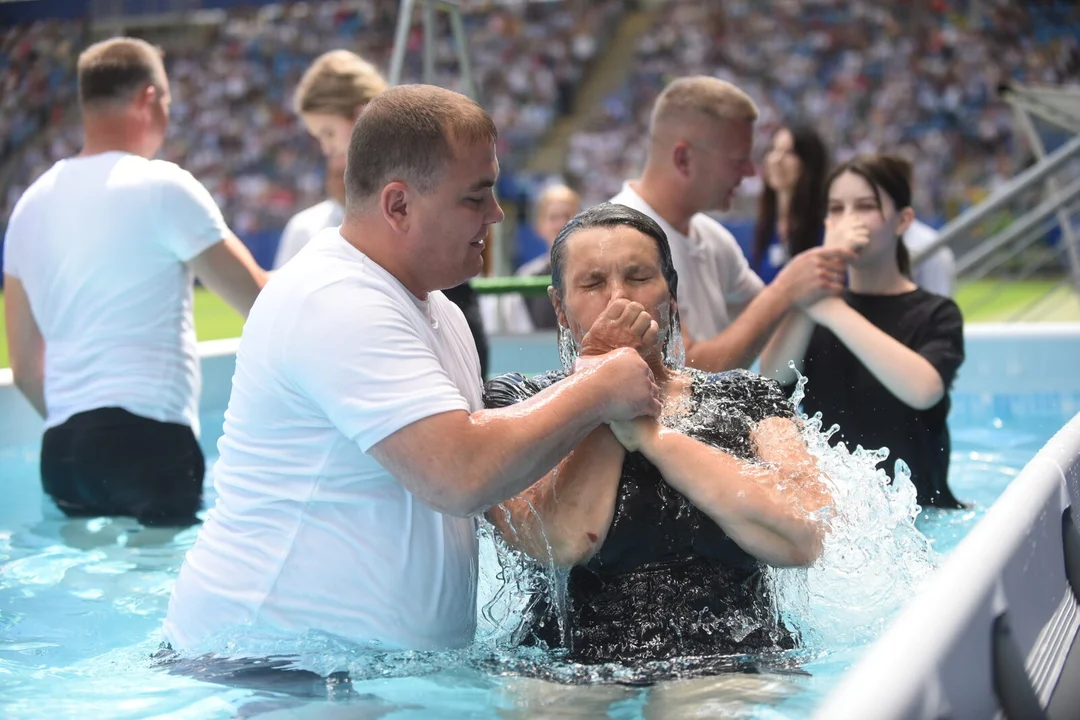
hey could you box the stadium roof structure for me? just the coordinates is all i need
[915,82,1080,292]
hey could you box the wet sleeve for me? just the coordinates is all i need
[915,298,965,390]
[701,370,797,423]
[483,370,565,410]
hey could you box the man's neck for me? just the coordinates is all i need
[339,217,429,300]
[80,118,148,158]
[630,172,695,236]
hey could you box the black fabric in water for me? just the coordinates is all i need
[40,406,204,526]
[484,368,798,666]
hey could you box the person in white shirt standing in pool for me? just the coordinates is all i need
[2,37,268,527]
[610,76,855,371]
[163,85,662,656]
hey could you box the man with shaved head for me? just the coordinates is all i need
[611,76,854,371]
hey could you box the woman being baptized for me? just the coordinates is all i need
[484,203,832,666]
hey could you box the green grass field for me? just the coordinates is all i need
[1,281,1079,368]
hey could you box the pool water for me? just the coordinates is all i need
[0,406,1065,719]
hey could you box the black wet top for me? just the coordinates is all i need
[484,368,798,664]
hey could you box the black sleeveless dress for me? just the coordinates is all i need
[483,368,799,665]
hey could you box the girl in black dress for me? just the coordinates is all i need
[760,154,965,508]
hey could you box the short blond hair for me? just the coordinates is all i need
[535,184,581,218]
[649,76,759,135]
[294,49,389,118]
[77,37,165,110]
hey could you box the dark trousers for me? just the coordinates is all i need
[40,407,205,526]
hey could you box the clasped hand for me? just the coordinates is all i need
[572,298,664,454]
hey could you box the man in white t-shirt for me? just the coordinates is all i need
[904,218,956,297]
[163,85,660,656]
[611,77,854,371]
[2,37,267,526]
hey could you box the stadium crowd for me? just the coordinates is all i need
[1,0,621,234]
[565,0,1080,224]
[2,1,1078,242]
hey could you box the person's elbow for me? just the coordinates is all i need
[905,373,945,410]
[9,349,43,392]
[773,522,825,568]
[422,485,490,518]
[11,367,39,400]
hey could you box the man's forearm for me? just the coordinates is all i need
[685,284,792,372]
[459,373,618,515]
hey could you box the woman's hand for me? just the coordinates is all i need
[824,214,870,255]
[578,298,660,361]
[608,415,660,454]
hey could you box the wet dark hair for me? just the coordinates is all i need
[753,123,829,268]
[549,202,679,301]
[827,154,914,277]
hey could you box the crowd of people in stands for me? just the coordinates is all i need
[565,0,1080,224]
[2,1,1078,247]
[0,0,619,233]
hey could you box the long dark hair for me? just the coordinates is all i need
[550,202,679,301]
[752,124,829,269]
[827,154,914,277]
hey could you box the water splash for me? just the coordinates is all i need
[765,365,939,649]
[558,325,579,372]
[663,310,686,369]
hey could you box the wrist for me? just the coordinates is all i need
[763,278,795,308]
[635,423,662,456]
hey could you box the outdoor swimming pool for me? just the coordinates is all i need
[0,326,1077,719]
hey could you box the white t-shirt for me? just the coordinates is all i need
[904,218,956,298]
[2,151,227,431]
[610,183,764,341]
[163,228,484,653]
[272,198,344,269]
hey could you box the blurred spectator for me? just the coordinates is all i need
[905,218,957,297]
[482,183,580,334]
[751,123,830,285]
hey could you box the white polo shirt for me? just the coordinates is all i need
[163,228,484,654]
[272,198,344,269]
[2,151,227,431]
[610,183,764,341]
